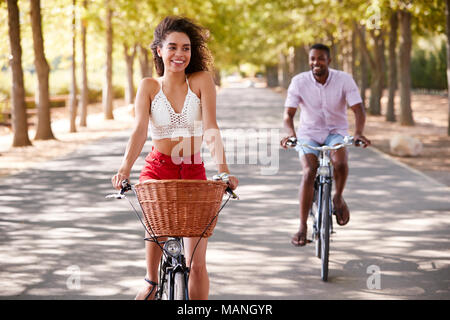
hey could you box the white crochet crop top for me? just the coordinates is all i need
[149,78,203,139]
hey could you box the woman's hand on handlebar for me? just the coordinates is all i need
[227,175,239,190]
[213,172,239,190]
[112,171,130,190]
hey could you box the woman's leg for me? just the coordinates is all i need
[183,237,209,300]
[134,233,166,300]
[136,149,177,300]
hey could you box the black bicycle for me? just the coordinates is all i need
[106,175,237,300]
[287,135,362,281]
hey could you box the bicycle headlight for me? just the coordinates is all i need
[164,239,182,257]
[318,166,330,177]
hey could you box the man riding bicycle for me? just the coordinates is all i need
[280,43,371,247]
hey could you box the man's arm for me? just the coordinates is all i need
[350,103,371,147]
[280,107,298,149]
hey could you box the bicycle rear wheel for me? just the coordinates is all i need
[320,183,331,282]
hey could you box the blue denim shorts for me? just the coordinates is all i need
[295,134,345,158]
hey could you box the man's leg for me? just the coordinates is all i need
[292,152,318,246]
[330,146,350,225]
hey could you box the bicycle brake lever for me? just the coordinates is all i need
[226,187,239,200]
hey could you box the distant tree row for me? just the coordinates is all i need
[3,0,450,147]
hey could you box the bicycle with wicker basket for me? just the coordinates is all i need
[106,174,238,300]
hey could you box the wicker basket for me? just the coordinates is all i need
[134,179,228,238]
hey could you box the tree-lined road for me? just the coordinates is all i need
[0,85,449,299]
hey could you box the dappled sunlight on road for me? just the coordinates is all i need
[0,87,448,299]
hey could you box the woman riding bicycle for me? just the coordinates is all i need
[111,16,238,300]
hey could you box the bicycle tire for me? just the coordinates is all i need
[311,196,321,258]
[312,178,321,259]
[159,258,169,300]
[320,183,330,282]
[173,271,187,300]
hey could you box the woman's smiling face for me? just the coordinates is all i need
[157,32,191,74]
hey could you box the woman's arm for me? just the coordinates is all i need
[111,78,154,189]
[196,72,238,189]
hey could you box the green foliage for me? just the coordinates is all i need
[0,0,448,95]
[411,39,447,90]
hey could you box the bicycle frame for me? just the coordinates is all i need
[314,149,334,239]
[287,135,356,281]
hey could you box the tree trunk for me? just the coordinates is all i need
[124,43,136,106]
[213,68,221,87]
[357,22,384,115]
[386,10,398,122]
[69,0,77,133]
[293,45,308,75]
[103,3,114,120]
[369,71,382,115]
[30,0,54,140]
[370,30,385,116]
[342,31,352,75]
[7,0,32,147]
[266,64,279,87]
[79,0,89,127]
[138,44,152,78]
[279,53,290,89]
[328,32,340,70]
[446,0,450,136]
[398,10,414,126]
[351,26,357,81]
[359,26,369,109]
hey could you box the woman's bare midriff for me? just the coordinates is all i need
[153,136,203,157]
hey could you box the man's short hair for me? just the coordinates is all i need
[310,43,331,58]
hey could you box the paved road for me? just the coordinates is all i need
[1,85,449,299]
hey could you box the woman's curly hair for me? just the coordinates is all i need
[150,16,213,77]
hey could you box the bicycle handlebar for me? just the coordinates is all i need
[105,179,132,199]
[106,178,239,200]
[286,135,364,150]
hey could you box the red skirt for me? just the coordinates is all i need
[139,147,207,182]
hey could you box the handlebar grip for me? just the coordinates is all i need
[355,139,365,147]
[213,174,239,199]
[286,137,297,147]
[120,179,132,194]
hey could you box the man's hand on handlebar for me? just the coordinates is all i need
[280,135,296,149]
[353,134,371,148]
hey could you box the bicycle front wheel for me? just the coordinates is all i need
[311,193,321,258]
[173,271,188,300]
[320,183,331,282]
